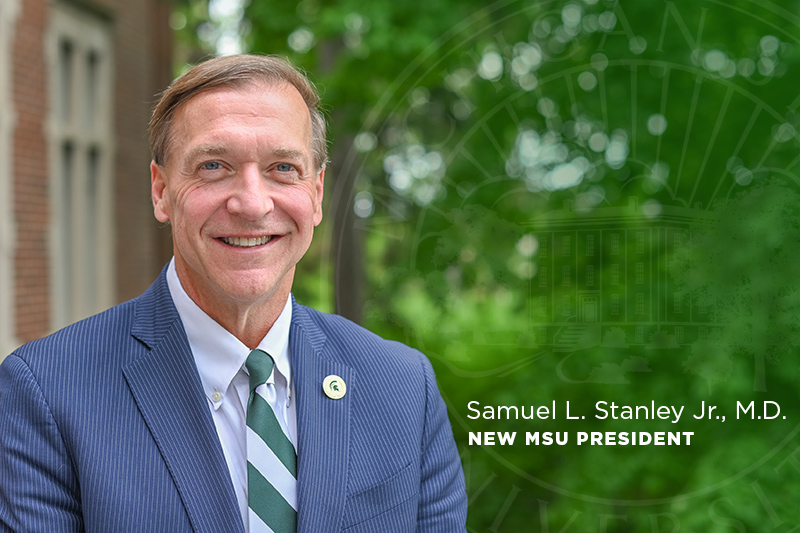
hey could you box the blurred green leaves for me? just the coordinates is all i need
[173,0,800,529]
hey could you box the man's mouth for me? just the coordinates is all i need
[219,236,273,248]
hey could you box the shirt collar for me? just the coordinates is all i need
[165,258,293,407]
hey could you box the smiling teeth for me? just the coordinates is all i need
[221,236,272,247]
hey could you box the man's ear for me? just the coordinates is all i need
[151,161,171,223]
[313,166,325,227]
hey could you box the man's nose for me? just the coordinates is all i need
[226,165,274,219]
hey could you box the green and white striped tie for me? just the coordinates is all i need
[246,349,297,533]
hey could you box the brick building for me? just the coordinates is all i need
[1,0,173,355]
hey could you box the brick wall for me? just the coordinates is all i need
[11,0,172,343]
[12,0,49,343]
[107,0,174,303]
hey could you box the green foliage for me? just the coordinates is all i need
[174,0,800,529]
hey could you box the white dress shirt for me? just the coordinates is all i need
[166,259,296,529]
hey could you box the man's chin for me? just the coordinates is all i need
[215,272,293,304]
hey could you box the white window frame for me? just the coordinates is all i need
[561,295,571,316]
[636,232,645,253]
[610,233,620,254]
[47,3,115,329]
[635,292,644,315]
[674,292,683,313]
[610,263,620,285]
[0,0,20,356]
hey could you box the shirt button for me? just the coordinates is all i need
[212,391,222,402]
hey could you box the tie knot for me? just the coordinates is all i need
[246,349,275,391]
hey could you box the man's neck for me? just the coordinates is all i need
[175,271,293,350]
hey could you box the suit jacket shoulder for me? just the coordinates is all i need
[289,302,467,532]
[0,272,243,533]
[294,302,432,384]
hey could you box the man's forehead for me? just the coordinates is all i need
[180,80,305,113]
[166,80,313,162]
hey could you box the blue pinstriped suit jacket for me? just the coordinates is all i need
[0,270,467,532]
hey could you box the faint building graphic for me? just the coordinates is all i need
[526,196,719,352]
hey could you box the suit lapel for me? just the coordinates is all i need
[291,305,354,533]
[123,273,244,533]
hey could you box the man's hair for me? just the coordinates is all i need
[149,54,327,171]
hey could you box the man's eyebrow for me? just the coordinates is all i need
[178,145,311,169]
[185,144,228,162]
[271,148,308,162]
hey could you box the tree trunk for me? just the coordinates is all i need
[328,134,364,324]
[317,39,364,324]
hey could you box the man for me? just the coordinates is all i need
[0,55,467,532]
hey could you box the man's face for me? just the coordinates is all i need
[150,82,324,315]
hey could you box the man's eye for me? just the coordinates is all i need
[276,163,295,172]
[201,161,222,171]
